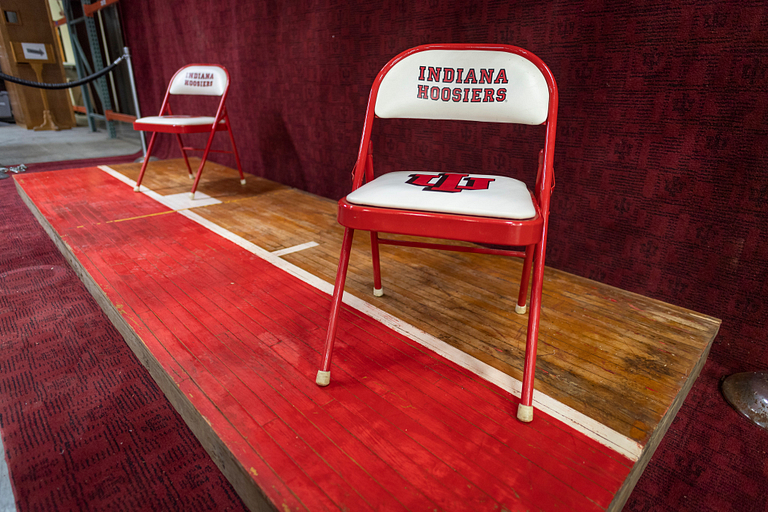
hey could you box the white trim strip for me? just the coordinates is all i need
[157,192,221,210]
[179,210,644,461]
[97,165,220,210]
[99,164,135,186]
[271,242,319,257]
[99,165,643,461]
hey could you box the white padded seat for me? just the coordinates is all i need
[134,115,225,127]
[131,63,244,199]
[346,171,536,219]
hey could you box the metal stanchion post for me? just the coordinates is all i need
[123,47,147,158]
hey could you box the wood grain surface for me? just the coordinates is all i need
[111,159,719,445]
[16,160,721,511]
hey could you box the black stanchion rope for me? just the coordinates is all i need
[0,54,126,90]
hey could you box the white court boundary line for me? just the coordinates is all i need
[271,242,319,257]
[98,165,643,461]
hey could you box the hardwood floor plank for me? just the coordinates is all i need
[60,227,313,512]
[116,195,613,511]
[160,222,629,508]
[108,213,458,510]
[38,162,722,445]
[16,163,720,512]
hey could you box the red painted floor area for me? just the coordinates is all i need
[16,167,632,511]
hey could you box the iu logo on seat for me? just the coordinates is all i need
[406,173,495,193]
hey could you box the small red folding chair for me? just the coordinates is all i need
[133,64,245,199]
[316,43,558,423]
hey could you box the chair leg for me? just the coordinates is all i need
[190,129,218,199]
[370,231,383,297]
[175,133,194,179]
[226,121,246,185]
[317,228,356,386]
[518,242,546,423]
[516,245,535,314]
[134,132,158,192]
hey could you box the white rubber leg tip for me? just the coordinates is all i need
[517,404,534,423]
[240,179,246,185]
[189,192,195,199]
[515,304,527,315]
[316,370,331,387]
[188,174,194,180]
[373,287,384,297]
[133,186,140,192]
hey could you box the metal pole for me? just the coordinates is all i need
[83,0,116,138]
[63,0,97,132]
[97,10,120,112]
[122,46,147,156]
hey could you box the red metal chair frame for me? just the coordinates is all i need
[133,64,244,199]
[316,43,558,423]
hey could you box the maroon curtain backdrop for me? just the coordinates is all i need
[107,2,768,509]
[121,0,768,370]
[119,0,767,390]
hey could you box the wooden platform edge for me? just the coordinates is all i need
[14,178,276,512]
[607,324,718,511]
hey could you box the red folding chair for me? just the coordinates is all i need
[133,64,245,199]
[316,44,558,423]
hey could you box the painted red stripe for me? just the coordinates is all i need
[18,167,632,511]
[182,224,630,473]
[92,214,517,509]
[75,233,330,511]
[157,212,631,467]
[142,212,628,500]
[109,233,492,508]
[61,234,312,511]
[90,220,415,510]
[129,218,610,510]
[176,379,310,512]
[126,223,464,509]
[16,170,168,228]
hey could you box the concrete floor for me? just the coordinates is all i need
[0,117,142,166]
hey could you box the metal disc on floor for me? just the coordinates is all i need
[721,371,768,430]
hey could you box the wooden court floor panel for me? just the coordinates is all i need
[15,162,720,511]
[109,160,720,447]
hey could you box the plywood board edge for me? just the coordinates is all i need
[13,177,278,512]
[607,322,720,511]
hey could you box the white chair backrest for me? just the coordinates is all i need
[375,49,550,125]
[168,65,229,96]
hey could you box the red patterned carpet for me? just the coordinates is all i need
[0,158,246,511]
[0,159,766,511]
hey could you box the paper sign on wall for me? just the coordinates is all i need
[21,43,48,61]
